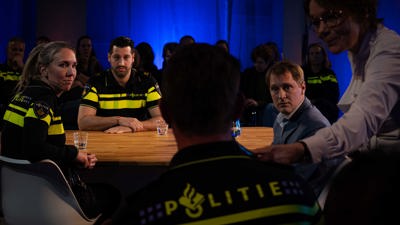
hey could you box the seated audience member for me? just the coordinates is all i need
[35,35,51,46]
[324,150,400,225]
[157,42,179,87]
[135,42,160,82]
[265,41,282,62]
[179,35,195,46]
[302,42,340,124]
[240,43,278,126]
[60,35,104,129]
[111,44,322,225]
[267,61,340,196]
[74,35,104,82]
[215,39,229,53]
[1,41,120,225]
[258,41,281,127]
[78,36,162,133]
[0,36,26,128]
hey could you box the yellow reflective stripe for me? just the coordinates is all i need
[3,110,24,127]
[99,99,146,109]
[320,74,337,82]
[99,93,127,98]
[147,90,161,102]
[3,106,63,136]
[26,107,52,125]
[0,72,20,81]
[171,156,251,170]
[307,79,323,84]
[307,74,337,84]
[8,103,28,114]
[84,91,99,102]
[49,117,65,135]
[3,103,29,127]
[83,87,99,102]
[179,203,320,225]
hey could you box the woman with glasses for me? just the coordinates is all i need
[254,0,400,200]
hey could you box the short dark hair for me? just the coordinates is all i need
[215,40,229,53]
[36,36,51,44]
[162,43,241,135]
[162,42,179,59]
[179,35,195,45]
[108,36,135,54]
[251,44,278,65]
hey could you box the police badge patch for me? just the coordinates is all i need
[33,101,50,119]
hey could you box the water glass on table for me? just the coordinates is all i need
[73,131,88,150]
[156,120,169,135]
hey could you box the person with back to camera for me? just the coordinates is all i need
[302,42,340,124]
[111,43,323,225]
[1,41,121,225]
[254,0,400,205]
[77,36,162,133]
[267,60,333,196]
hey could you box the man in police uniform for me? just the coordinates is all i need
[0,37,26,129]
[111,44,322,224]
[78,36,162,133]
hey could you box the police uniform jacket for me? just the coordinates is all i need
[80,69,161,120]
[112,140,322,225]
[1,80,77,168]
[0,63,22,129]
[303,67,340,124]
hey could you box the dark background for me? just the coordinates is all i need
[1,0,399,98]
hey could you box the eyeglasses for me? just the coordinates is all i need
[309,10,345,31]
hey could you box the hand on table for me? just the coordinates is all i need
[105,125,139,133]
[75,151,98,169]
[117,117,144,132]
[86,153,98,169]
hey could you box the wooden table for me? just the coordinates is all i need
[68,127,273,196]
[66,127,273,165]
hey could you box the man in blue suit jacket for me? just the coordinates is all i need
[266,61,342,196]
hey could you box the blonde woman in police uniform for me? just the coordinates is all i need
[1,41,120,225]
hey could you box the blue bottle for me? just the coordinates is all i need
[231,120,241,137]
